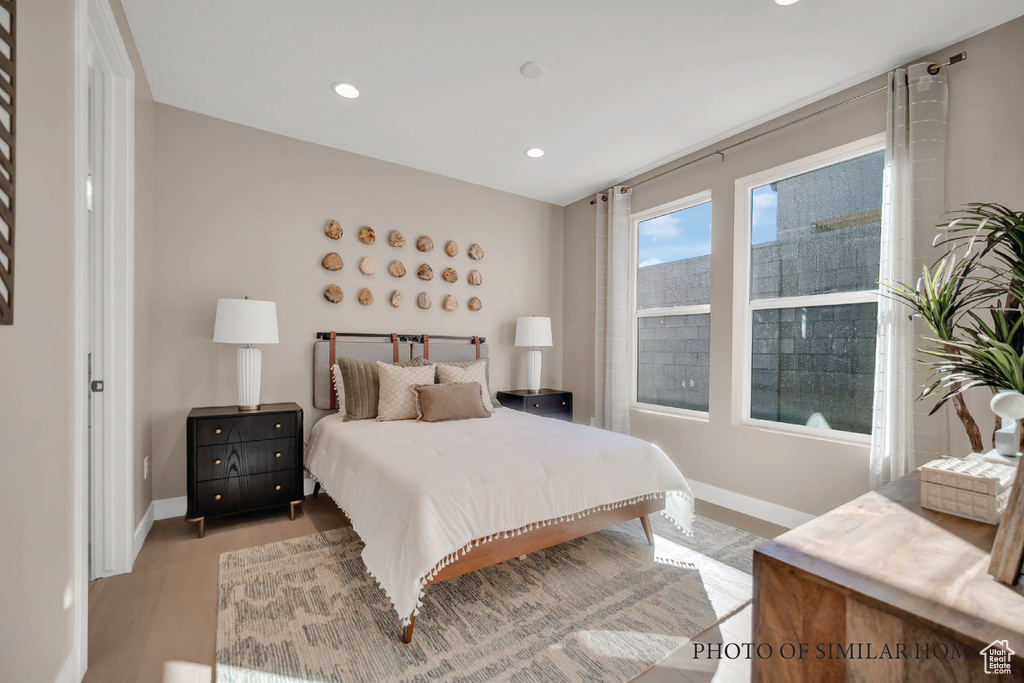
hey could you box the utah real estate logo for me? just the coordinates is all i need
[981,640,1014,676]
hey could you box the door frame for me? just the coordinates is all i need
[70,0,135,677]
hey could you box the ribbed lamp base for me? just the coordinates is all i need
[526,348,541,393]
[237,345,262,411]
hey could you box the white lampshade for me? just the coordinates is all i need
[213,298,279,345]
[515,316,552,347]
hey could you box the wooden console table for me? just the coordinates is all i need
[753,470,1024,682]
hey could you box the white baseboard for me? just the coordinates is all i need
[152,479,318,522]
[132,501,155,566]
[154,495,187,521]
[55,644,84,683]
[687,479,815,530]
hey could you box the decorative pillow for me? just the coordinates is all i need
[414,382,492,423]
[376,362,437,421]
[338,356,428,421]
[331,364,346,413]
[436,359,494,414]
[431,357,501,408]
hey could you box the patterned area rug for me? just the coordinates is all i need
[216,514,762,682]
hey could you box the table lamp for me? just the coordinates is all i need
[514,316,552,393]
[214,297,279,410]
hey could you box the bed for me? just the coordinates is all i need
[305,333,694,643]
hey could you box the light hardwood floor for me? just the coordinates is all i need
[86,494,785,683]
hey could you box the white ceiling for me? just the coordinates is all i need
[122,0,1023,206]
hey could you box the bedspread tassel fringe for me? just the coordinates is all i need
[403,489,694,627]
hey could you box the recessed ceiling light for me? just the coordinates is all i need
[520,62,546,79]
[332,82,360,99]
[775,0,799,4]
[525,148,545,158]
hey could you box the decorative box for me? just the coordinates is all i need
[920,457,1016,525]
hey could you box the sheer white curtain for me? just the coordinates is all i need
[595,186,632,433]
[870,64,948,489]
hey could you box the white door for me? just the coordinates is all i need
[87,64,108,580]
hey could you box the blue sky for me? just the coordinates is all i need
[751,184,778,244]
[638,201,712,267]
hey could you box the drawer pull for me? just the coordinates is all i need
[275,423,282,429]
[275,452,282,458]
[561,401,566,405]
[214,428,222,435]
[215,494,222,501]
[275,485,281,491]
[534,403,540,408]
[214,459,222,465]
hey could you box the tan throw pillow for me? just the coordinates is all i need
[414,382,492,423]
[433,357,500,408]
[436,360,494,415]
[338,356,428,421]
[376,362,437,421]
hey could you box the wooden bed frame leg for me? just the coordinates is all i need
[402,615,415,643]
[640,514,655,546]
[312,481,321,497]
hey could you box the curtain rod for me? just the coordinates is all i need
[590,51,967,205]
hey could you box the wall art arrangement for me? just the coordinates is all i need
[319,218,484,313]
[0,2,16,326]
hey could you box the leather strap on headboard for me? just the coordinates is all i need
[422,334,430,360]
[472,336,481,360]
[328,331,337,410]
[391,333,399,362]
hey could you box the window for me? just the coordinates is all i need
[631,192,712,415]
[738,139,884,437]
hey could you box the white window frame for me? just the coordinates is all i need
[630,190,713,420]
[732,134,885,443]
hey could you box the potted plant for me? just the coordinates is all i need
[887,203,1024,461]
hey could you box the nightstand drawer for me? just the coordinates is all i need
[194,413,297,446]
[195,437,297,482]
[194,472,298,518]
[524,394,570,415]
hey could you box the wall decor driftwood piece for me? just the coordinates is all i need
[391,290,402,308]
[468,297,482,311]
[468,244,484,260]
[417,236,433,252]
[322,253,343,271]
[0,2,15,326]
[358,288,374,306]
[324,285,343,303]
[418,264,433,281]
[325,220,342,239]
[388,260,406,277]
[417,292,431,309]
[445,241,458,257]
[442,267,458,283]
[360,257,374,275]
[443,295,458,311]
[389,230,405,247]
[468,270,482,286]
[358,226,376,245]
[989,463,1024,585]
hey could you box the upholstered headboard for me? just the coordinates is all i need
[312,332,489,410]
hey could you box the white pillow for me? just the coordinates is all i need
[376,361,437,421]
[331,363,346,413]
[436,360,494,415]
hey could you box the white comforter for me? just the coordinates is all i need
[304,407,694,624]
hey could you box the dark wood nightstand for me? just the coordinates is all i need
[497,389,573,422]
[185,402,304,538]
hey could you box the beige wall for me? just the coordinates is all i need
[562,16,1024,517]
[109,0,156,529]
[149,104,563,502]
[0,1,155,678]
[0,1,77,680]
